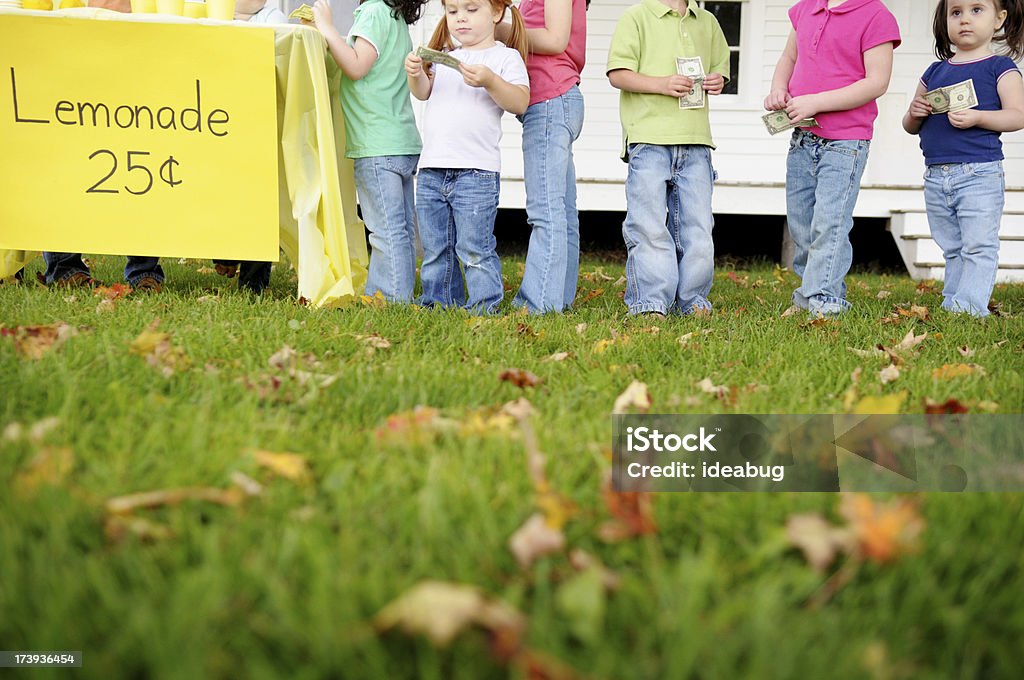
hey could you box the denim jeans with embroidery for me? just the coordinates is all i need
[416,168,503,315]
[924,160,1004,317]
[621,143,716,316]
[786,129,870,316]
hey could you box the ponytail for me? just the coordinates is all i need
[428,0,530,64]
[998,0,1024,60]
[503,4,529,64]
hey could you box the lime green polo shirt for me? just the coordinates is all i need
[341,0,422,159]
[607,0,730,159]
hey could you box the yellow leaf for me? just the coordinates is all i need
[850,391,906,415]
[612,380,651,414]
[932,363,986,380]
[253,450,311,482]
[14,446,74,497]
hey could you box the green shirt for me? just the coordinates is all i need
[606,0,730,159]
[340,0,422,158]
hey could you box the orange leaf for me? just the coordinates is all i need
[839,494,924,563]
[8,322,77,360]
[499,368,543,389]
[598,473,656,542]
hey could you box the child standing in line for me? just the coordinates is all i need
[607,0,730,317]
[405,0,529,314]
[312,0,428,302]
[764,0,901,317]
[902,0,1024,317]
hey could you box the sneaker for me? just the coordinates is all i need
[131,276,162,293]
[37,271,99,288]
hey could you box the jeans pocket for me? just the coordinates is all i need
[823,140,864,158]
[970,161,1004,178]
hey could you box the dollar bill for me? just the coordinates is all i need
[924,79,977,114]
[761,110,819,135]
[288,3,314,20]
[416,46,462,71]
[676,56,705,110]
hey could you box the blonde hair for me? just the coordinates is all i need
[428,0,529,64]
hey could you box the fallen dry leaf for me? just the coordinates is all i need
[580,288,604,303]
[894,330,928,353]
[598,472,657,542]
[374,581,526,648]
[229,471,264,497]
[957,346,975,358]
[932,363,986,380]
[28,416,61,443]
[359,291,388,308]
[499,368,543,389]
[104,515,174,545]
[612,380,651,414]
[508,513,566,569]
[879,364,900,385]
[575,323,588,335]
[785,513,852,572]
[129,319,188,377]
[105,486,244,514]
[696,377,728,399]
[355,333,392,350]
[924,398,969,414]
[94,283,131,301]
[543,351,573,362]
[896,304,930,321]
[839,494,924,563]
[8,322,78,360]
[14,446,74,497]
[253,450,311,483]
[849,391,907,415]
[781,305,802,319]
[876,290,891,299]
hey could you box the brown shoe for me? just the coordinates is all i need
[37,271,99,288]
[131,276,163,293]
[214,263,238,278]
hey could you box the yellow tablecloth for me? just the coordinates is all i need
[0,9,368,308]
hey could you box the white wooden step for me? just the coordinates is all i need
[889,211,1024,282]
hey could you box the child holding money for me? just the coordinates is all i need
[311,0,429,302]
[605,0,730,317]
[403,0,530,314]
[764,0,901,318]
[902,0,1024,317]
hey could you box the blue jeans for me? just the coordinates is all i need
[43,252,163,286]
[786,130,870,316]
[416,168,503,314]
[513,86,585,314]
[353,154,419,302]
[924,161,1004,317]
[622,144,716,315]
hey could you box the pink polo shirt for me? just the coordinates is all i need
[788,0,901,140]
[519,0,587,106]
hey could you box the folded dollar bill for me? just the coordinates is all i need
[416,46,462,71]
[924,79,978,114]
[288,3,314,20]
[761,110,819,135]
[676,56,705,110]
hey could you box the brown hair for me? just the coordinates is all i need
[428,0,529,64]
[933,0,1024,60]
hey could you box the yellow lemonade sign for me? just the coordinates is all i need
[0,14,278,261]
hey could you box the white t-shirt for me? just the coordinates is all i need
[249,4,288,23]
[419,43,529,173]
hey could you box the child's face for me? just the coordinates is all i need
[443,0,502,50]
[946,0,1007,51]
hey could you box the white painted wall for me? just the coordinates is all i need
[407,0,1023,216]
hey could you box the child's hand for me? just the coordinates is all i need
[661,75,695,98]
[907,95,932,119]
[311,0,334,33]
[948,109,982,129]
[459,63,496,89]
[785,94,821,122]
[702,73,725,96]
[763,88,790,111]
[405,52,426,78]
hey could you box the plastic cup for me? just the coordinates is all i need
[156,0,182,13]
[183,0,205,16]
[205,0,233,20]
[130,0,156,11]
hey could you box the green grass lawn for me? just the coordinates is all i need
[1,255,1023,679]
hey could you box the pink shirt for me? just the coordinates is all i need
[519,0,587,106]
[788,0,901,140]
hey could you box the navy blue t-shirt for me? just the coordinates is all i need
[918,55,1021,165]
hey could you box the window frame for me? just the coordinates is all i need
[697,0,760,109]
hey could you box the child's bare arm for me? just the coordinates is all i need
[902,82,931,135]
[312,0,378,81]
[764,30,797,110]
[785,42,894,121]
[523,0,572,56]
[608,69,695,98]
[950,72,1024,133]
[459,65,529,115]
[405,53,434,100]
